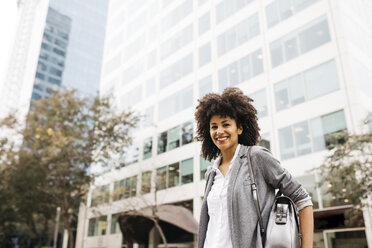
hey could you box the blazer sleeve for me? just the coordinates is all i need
[251,146,310,204]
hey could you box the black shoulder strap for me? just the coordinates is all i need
[247,147,265,242]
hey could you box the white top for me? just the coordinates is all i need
[204,144,241,248]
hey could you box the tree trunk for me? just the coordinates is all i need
[68,227,74,248]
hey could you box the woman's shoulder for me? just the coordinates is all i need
[240,144,273,158]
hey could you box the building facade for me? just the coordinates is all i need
[79,0,372,247]
[0,0,49,122]
[30,0,108,107]
[30,7,71,106]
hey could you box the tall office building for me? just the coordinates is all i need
[30,0,108,106]
[79,0,372,247]
[0,0,49,122]
[30,7,71,106]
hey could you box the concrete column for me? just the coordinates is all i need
[362,196,372,248]
[75,203,87,248]
[149,227,160,248]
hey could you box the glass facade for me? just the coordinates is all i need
[88,216,107,236]
[218,49,263,91]
[157,121,194,154]
[91,185,110,207]
[275,60,339,111]
[266,0,319,28]
[278,110,347,160]
[270,15,331,67]
[31,7,71,105]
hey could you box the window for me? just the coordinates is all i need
[216,0,255,23]
[159,54,193,89]
[53,47,65,57]
[158,85,193,120]
[122,59,145,85]
[51,57,64,67]
[181,158,193,184]
[156,158,193,190]
[36,72,45,80]
[41,42,52,51]
[144,106,154,127]
[199,75,212,98]
[161,0,193,33]
[182,121,193,145]
[157,121,193,154]
[160,25,193,60]
[156,166,167,190]
[250,89,268,118]
[113,176,137,201]
[123,146,139,166]
[91,185,110,207]
[32,92,42,101]
[217,13,259,56]
[199,42,211,67]
[141,171,152,194]
[200,157,213,180]
[270,16,330,67]
[55,38,67,49]
[218,49,263,92]
[274,60,339,111]
[145,78,156,97]
[43,32,53,42]
[88,216,107,236]
[168,163,180,188]
[304,60,339,99]
[37,61,47,71]
[110,213,121,234]
[48,77,61,86]
[49,67,62,77]
[199,12,210,35]
[121,84,142,108]
[39,51,49,61]
[265,0,319,28]
[143,137,152,159]
[278,110,347,160]
[147,50,157,69]
[168,126,181,150]
[158,131,167,154]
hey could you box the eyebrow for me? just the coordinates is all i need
[210,120,230,125]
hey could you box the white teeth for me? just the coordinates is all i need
[217,137,228,141]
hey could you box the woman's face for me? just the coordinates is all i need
[209,115,242,153]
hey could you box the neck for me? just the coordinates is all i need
[221,144,238,164]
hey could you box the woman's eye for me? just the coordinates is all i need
[210,126,217,130]
[223,124,230,127]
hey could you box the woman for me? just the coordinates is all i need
[195,87,314,248]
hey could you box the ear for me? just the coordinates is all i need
[238,125,243,135]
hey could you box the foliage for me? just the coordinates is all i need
[0,89,139,247]
[316,130,372,226]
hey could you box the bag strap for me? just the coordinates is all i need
[247,147,265,240]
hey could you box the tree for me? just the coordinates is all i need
[0,89,139,248]
[316,130,372,225]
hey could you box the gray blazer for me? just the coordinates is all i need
[198,145,310,248]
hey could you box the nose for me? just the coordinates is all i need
[216,126,224,134]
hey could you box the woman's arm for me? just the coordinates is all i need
[299,205,314,248]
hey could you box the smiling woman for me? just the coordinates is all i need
[194,87,314,248]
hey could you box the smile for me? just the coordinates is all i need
[216,137,228,141]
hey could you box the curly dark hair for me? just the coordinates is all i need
[195,87,260,161]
